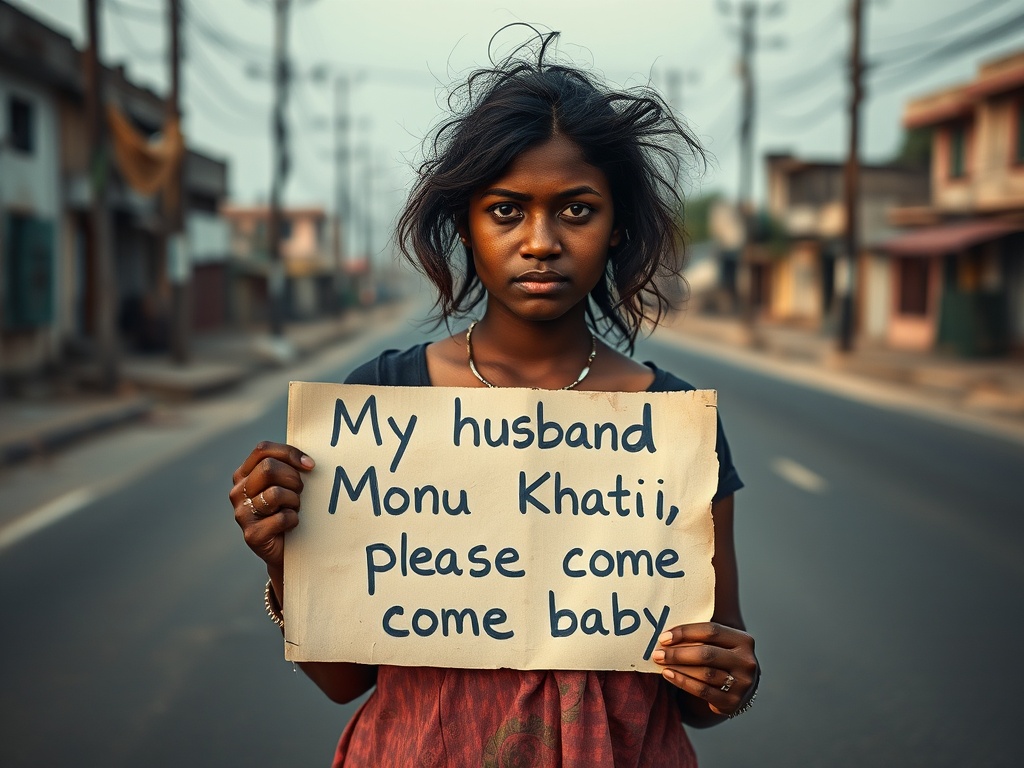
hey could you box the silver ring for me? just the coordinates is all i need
[259,491,271,512]
[243,496,263,519]
[721,674,735,692]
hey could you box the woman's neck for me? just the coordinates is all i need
[469,304,596,388]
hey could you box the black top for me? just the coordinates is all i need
[346,343,743,501]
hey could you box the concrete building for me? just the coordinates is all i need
[762,152,928,335]
[0,0,231,390]
[220,205,337,322]
[884,50,1024,356]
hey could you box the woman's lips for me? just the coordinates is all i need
[513,271,568,295]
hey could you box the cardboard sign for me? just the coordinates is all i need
[284,382,719,672]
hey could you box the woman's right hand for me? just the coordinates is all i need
[230,441,315,573]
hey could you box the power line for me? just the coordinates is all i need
[181,0,271,64]
[871,0,1008,48]
[186,29,271,116]
[107,1,164,63]
[869,8,1024,90]
[105,0,162,23]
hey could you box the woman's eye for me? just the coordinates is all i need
[562,203,593,219]
[490,204,520,220]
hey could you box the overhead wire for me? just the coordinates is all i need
[107,0,165,63]
[869,7,1024,91]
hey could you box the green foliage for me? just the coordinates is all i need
[679,192,721,244]
[893,127,932,170]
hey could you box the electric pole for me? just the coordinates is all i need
[838,0,864,353]
[737,2,756,220]
[664,68,699,115]
[85,0,119,391]
[267,0,291,337]
[167,0,189,363]
[333,74,350,315]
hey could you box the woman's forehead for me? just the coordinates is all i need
[480,135,612,195]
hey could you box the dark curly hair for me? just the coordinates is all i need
[396,28,706,351]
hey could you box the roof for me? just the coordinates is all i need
[903,48,1024,129]
[881,219,1023,256]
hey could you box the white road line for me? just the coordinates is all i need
[772,457,828,494]
[0,487,98,551]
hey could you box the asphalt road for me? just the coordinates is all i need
[1,317,1021,767]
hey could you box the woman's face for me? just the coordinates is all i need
[463,134,620,324]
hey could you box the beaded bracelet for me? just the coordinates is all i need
[728,670,760,718]
[728,690,756,718]
[264,579,284,629]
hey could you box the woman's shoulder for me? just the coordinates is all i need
[643,362,698,393]
[344,343,431,386]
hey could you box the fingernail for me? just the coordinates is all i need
[662,669,675,680]
[300,455,315,469]
[652,650,665,663]
[659,631,673,645]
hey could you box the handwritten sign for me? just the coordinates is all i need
[284,382,719,672]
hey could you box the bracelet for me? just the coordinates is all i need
[264,579,284,629]
[728,671,759,719]
[728,690,756,718]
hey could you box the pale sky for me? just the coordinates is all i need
[15,0,1024,230]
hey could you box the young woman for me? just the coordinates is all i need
[231,32,759,767]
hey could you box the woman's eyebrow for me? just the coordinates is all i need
[480,185,603,200]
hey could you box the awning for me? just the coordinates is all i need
[881,219,1023,257]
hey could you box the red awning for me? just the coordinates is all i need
[881,219,1023,257]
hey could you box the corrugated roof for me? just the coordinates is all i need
[881,219,1022,256]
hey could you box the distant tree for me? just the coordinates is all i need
[680,192,721,244]
[893,127,932,170]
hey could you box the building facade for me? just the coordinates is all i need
[884,50,1024,356]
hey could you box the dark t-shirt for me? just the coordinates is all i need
[345,343,743,501]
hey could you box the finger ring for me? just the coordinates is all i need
[243,496,263,519]
[259,491,271,512]
[721,673,735,692]
[243,482,250,499]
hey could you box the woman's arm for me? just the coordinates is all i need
[265,567,378,703]
[653,494,760,727]
[231,442,378,705]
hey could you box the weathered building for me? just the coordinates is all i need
[884,50,1024,356]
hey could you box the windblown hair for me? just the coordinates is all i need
[396,28,706,351]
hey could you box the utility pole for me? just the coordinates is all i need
[664,68,699,115]
[838,0,864,353]
[737,2,756,223]
[267,0,291,337]
[167,0,189,363]
[85,0,119,391]
[333,74,350,315]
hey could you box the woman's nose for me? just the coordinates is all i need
[519,214,562,259]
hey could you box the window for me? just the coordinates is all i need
[1016,101,1024,165]
[897,258,929,316]
[8,96,35,154]
[948,124,967,179]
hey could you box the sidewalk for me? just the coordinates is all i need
[0,308,381,470]
[4,304,1023,471]
[663,311,1024,423]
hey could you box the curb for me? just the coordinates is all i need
[0,396,155,468]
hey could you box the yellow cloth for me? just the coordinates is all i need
[106,104,185,204]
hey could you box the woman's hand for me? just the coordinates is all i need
[229,441,315,573]
[652,621,758,718]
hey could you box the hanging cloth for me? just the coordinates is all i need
[106,103,186,208]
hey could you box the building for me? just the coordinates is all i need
[883,50,1024,356]
[763,152,929,334]
[0,0,231,391]
[220,205,338,322]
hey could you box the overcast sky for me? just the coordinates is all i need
[16,0,1024,227]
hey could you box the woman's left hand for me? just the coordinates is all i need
[652,621,758,717]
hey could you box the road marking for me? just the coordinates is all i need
[0,487,98,551]
[772,457,828,494]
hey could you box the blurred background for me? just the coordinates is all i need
[1,1,1023,766]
